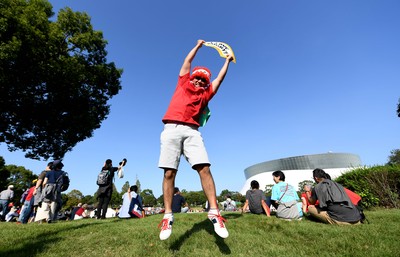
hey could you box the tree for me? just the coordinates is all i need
[184,190,207,206]
[109,184,121,208]
[0,0,123,160]
[157,194,164,207]
[82,195,95,205]
[135,179,141,194]
[141,189,157,207]
[63,189,84,209]
[2,164,37,204]
[121,181,130,194]
[397,98,400,118]
[387,149,400,166]
[298,180,315,192]
[264,184,274,196]
[0,156,10,190]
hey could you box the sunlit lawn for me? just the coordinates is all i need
[0,208,399,257]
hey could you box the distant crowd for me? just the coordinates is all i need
[1,164,365,227]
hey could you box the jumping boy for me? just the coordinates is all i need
[158,39,234,240]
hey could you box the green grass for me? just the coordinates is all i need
[1,209,399,257]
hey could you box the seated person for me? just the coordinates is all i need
[128,185,145,218]
[172,187,189,213]
[74,204,88,220]
[301,184,319,214]
[271,170,303,220]
[69,203,82,220]
[242,180,270,217]
[305,168,361,225]
[118,186,137,218]
[221,194,237,211]
[5,206,19,222]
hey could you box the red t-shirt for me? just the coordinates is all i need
[26,186,35,201]
[162,73,215,127]
[344,188,362,205]
[75,207,85,216]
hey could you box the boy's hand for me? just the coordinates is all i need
[226,54,234,62]
[197,39,205,46]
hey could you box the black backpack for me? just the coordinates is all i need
[355,200,368,224]
[56,171,70,192]
[97,169,111,186]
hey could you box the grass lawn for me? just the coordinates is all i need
[0,208,399,257]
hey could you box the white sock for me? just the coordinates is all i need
[208,208,219,216]
[163,212,173,219]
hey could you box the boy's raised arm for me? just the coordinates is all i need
[211,55,234,94]
[179,39,205,76]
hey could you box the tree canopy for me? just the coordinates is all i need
[0,163,37,203]
[397,98,400,118]
[0,0,122,160]
[387,149,400,166]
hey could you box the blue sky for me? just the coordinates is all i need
[1,0,400,198]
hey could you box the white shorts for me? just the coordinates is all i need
[158,123,210,170]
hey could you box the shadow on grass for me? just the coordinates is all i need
[0,221,102,257]
[169,214,233,255]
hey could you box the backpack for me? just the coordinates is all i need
[355,200,368,224]
[97,169,111,186]
[56,172,70,192]
[129,194,143,218]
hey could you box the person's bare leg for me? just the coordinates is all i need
[159,168,177,240]
[195,165,218,208]
[163,169,177,213]
[196,164,229,238]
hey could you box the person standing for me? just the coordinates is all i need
[96,159,123,219]
[18,179,37,224]
[33,162,53,207]
[0,185,14,221]
[41,160,67,222]
[158,39,234,240]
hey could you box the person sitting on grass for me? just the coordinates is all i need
[172,187,189,213]
[271,170,303,220]
[242,180,270,217]
[74,204,88,220]
[305,168,362,225]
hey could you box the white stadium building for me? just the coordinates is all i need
[240,152,361,195]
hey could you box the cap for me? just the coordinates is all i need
[53,160,64,168]
[190,66,211,85]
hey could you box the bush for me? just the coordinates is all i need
[335,165,400,209]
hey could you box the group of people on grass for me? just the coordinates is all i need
[242,168,363,225]
[0,160,70,224]
[1,39,363,244]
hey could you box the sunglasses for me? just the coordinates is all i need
[194,76,207,83]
